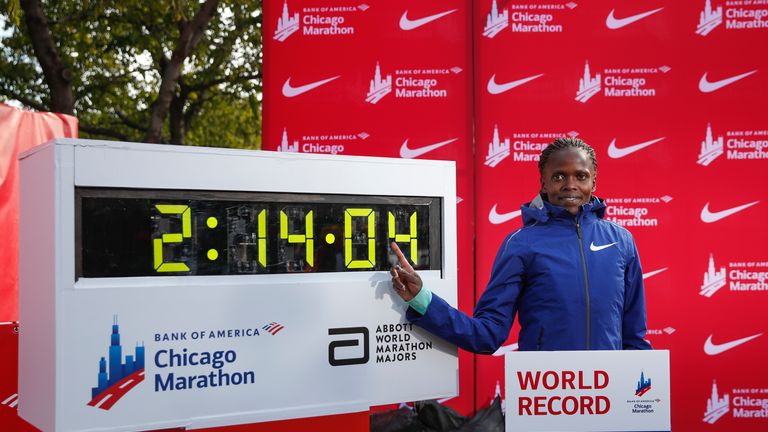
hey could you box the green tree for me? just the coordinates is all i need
[0,0,262,148]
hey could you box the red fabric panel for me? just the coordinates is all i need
[0,104,78,322]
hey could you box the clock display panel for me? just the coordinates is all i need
[77,188,441,278]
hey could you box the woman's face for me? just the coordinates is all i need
[540,147,596,215]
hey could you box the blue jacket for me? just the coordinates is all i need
[407,195,652,353]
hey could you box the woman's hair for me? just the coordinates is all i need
[538,137,597,174]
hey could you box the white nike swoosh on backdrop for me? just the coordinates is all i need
[399,138,457,159]
[492,343,519,357]
[605,8,664,29]
[642,267,668,280]
[487,73,544,94]
[704,333,762,355]
[399,9,457,30]
[488,204,521,225]
[282,76,340,97]
[590,242,617,252]
[700,201,759,223]
[607,137,665,158]
[698,70,757,93]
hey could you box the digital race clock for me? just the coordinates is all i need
[77,188,441,278]
[19,139,457,432]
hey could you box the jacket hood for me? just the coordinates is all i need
[521,194,607,225]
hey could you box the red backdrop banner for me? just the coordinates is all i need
[0,104,78,322]
[473,1,768,430]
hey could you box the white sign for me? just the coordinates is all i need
[505,350,670,432]
[19,139,458,431]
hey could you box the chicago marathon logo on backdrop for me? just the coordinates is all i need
[366,62,392,104]
[279,128,369,155]
[697,123,768,166]
[485,125,511,167]
[696,0,768,36]
[603,196,671,228]
[365,64,462,103]
[88,316,145,411]
[575,61,670,103]
[703,380,768,424]
[487,130,578,164]
[273,1,367,41]
[700,254,768,297]
[482,0,578,37]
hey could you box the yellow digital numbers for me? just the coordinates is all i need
[280,209,314,266]
[258,209,267,268]
[389,211,418,265]
[153,204,191,272]
[345,208,376,269]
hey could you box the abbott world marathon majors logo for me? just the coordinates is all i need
[365,63,463,104]
[278,128,369,155]
[327,323,434,366]
[485,129,580,166]
[482,0,578,38]
[575,61,671,103]
[603,196,672,228]
[696,0,768,36]
[273,1,366,42]
[704,380,768,424]
[700,254,768,297]
[697,123,768,166]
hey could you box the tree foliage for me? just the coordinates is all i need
[0,0,262,148]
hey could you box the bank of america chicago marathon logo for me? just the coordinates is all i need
[278,128,370,155]
[635,372,651,397]
[697,123,768,166]
[364,63,463,104]
[602,196,672,228]
[704,380,768,424]
[696,0,768,36]
[484,128,579,167]
[575,61,671,103]
[273,1,366,42]
[88,316,146,410]
[700,254,768,297]
[482,0,578,38]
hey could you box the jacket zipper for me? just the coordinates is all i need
[576,219,591,350]
[537,327,544,351]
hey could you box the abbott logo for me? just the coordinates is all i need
[483,0,509,38]
[274,1,299,42]
[697,0,723,36]
[485,125,510,167]
[703,380,729,424]
[575,61,601,103]
[328,327,369,366]
[278,129,299,152]
[366,62,392,104]
[698,123,724,166]
[700,254,726,297]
